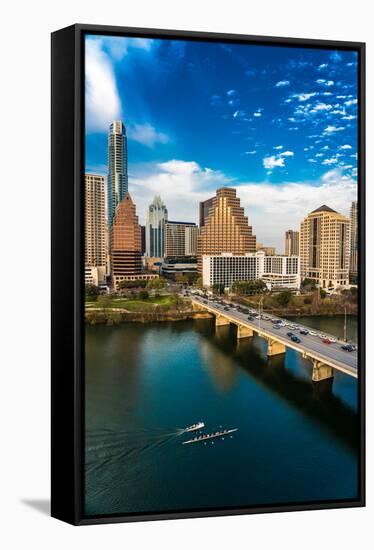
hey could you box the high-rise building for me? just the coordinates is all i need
[111,192,142,289]
[285,230,299,256]
[349,201,358,282]
[107,120,128,227]
[199,196,214,227]
[185,225,198,256]
[140,225,146,255]
[164,221,197,257]
[256,243,276,256]
[197,187,256,272]
[146,196,168,258]
[202,251,300,290]
[85,174,106,283]
[300,205,350,289]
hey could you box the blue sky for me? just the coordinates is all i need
[85,35,358,250]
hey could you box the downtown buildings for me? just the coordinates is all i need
[285,230,299,256]
[300,205,350,290]
[84,174,106,286]
[145,196,168,258]
[107,121,128,227]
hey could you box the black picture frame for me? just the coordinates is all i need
[51,23,366,526]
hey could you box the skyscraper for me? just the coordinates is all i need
[164,221,197,257]
[300,205,350,289]
[185,225,198,256]
[197,187,256,273]
[285,230,299,256]
[85,174,106,283]
[111,192,142,289]
[349,201,358,282]
[107,120,128,227]
[146,196,168,258]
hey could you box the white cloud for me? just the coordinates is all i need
[339,144,352,150]
[330,51,342,63]
[254,112,262,117]
[293,92,317,101]
[274,145,283,150]
[345,98,358,106]
[323,125,344,134]
[129,160,357,250]
[322,157,338,165]
[244,150,257,155]
[275,80,290,87]
[85,39,122,133]
[313,102,333,111]
[318,63,328,70]
[316,79,334,87]
[280,150,294,157]
[128,123,170,147]
[227,89,236,96]
[263,156,285,169]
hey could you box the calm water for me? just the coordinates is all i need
[85,316,359,517]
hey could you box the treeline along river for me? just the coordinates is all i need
[85,315,359,516]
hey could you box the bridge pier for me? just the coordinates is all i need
[215,314,230,327]
[312,360,334,382]
[237,325,254,339]
[267,339,286,356]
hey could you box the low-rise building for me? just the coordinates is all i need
[161,256,198,280]
[202,251,300,291]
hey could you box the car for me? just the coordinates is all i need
[242,308,249,314]
[300,329,309,335]
[341,344,354,352]
[224,306,229,311]
[309,331,317,336]
[203,300,208,304]
[248,315,254,321]
[291,335,301,343]
[322,338,331,344]
[287,332,294,338]
[274,324,281,329]
[328,337,337,343]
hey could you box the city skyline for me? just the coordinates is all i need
[85,35,358,250]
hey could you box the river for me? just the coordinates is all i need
[85,315,359,517]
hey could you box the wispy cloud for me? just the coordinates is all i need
[128,123,170,147]
[323,125,345,134]
[275,80,290,87]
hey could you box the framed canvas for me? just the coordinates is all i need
[51,24,365,525]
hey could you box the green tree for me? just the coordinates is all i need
[276,290,292,307]
[85,284,100,300]
[97,294,111,310]
[194,277,203,290]
[146,277,166,290]
[301,278,317,291]
[175,273,189,285]
[139,290,149,300]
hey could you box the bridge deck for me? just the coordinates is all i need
[191,297,358,378]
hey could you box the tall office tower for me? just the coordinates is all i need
[164,221,197,257]
[300,205,350,289]
[85,174,106,283]
[185,225,198,256]
[146,196,168,258]
[197,187,257,273]
[107,120,128,227]
[285,230,300,256]
[111,193,142,289]
[349,200,358,282]
[199,196,214,227]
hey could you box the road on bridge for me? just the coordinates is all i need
[190,295,358,378]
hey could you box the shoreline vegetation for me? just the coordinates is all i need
[85,287,357,326]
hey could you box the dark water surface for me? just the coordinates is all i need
[85,316,359,516]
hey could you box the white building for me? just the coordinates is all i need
[202,251,300,290]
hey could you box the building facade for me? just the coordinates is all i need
[107,120,128,227]
[349,201,358,283]
[202,251,300,290]
[185,225,198,256]
[85,174,106,284]
[256,242,276,256]
[300,205,350,289]
[197,187,256,273]
[145,196,168,258]
[199,196,214,227]
[161,256,198,280]
[164,221,197,257]
[285,230,299,256]
[111,192,142,290]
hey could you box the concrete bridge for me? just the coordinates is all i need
[191,296,358,382]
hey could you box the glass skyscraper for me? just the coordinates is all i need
[107,120,128,227]
[146,196,168,258]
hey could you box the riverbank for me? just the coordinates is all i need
[85,308,212,325]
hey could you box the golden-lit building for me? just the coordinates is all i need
[197,187,256,273]
[256,242,276,256]
[85,174,106,284]
[300,205,350,289]
[111,192,142,289]
[284,230,299,256]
